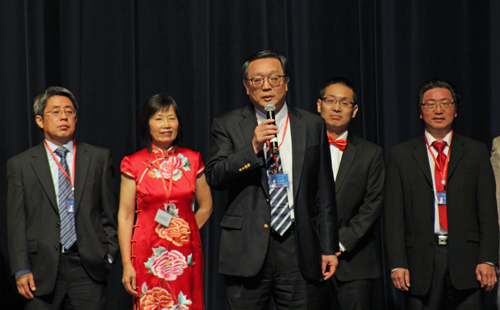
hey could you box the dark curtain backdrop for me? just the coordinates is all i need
[1,1,500,309]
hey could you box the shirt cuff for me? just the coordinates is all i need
[339,242,346,253]
[15,269,31,280]
[107,253,114,264]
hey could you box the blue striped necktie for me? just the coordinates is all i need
[266,149,291,235]
[54,147,77,250]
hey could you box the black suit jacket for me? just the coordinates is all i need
[384,134,499,295]
[7,142,118,295]
[334,134,384,282]
[206,104,338,281]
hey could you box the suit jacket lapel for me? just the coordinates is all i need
[447,134,465,181]
[289,107,305,200]
[412,136,433,187]
[74,142,90,213]
[335,135,357,194]
[30,143,58,213]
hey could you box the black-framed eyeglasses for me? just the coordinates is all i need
[421,101,454,111]
[321,98,354,108]
[246,75,285,88]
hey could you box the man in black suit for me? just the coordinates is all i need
[317,77,384,309]
[385,80,498,309]
[206,50,338,309]
[7,86,118,309]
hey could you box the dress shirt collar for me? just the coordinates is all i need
[424,130,452,148]
[45,139,74,155]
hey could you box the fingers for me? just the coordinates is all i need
[122,267,138,297]
[476,264,497,292]
[252,120,279,153]
[321,255,338,280]
[16,274,35,299]
[391,269,410,292]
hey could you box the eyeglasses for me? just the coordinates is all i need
[246,75,285,88]
[321,98,354,109]
[421,101,454,111]
[44,108,77,118]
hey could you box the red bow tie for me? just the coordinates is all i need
[328,136,347,151]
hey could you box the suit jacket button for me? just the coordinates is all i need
[264,224,269,229]
[54,246,58,251]
[266,199,269,202]
[56,222,60,227]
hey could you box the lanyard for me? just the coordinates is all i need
[45,139,76,192]
[152,145,174,204]
[424,131,453,190]
[265,111,289,169]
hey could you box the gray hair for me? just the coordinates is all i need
[33,86,78,117]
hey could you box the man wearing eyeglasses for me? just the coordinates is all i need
[206,50,338,309]
[6,86,118,309]
[385,80,498,309]
[317,77,384,309]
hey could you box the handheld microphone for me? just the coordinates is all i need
[264,102,279,155]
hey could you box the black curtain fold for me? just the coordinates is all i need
[2,1,499,309]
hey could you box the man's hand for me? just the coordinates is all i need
[322,254,339,280]
[391,268,410,291]
[16,273,35,299]
[476,263,497,292]
[252,119,279,154]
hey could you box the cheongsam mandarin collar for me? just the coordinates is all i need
[151,144,176,158]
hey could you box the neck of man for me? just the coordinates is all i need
[327,126,347,140]
[427,127,452,141]
[45,136,73,146]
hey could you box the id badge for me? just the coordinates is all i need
[154,209,172,227]
[436,192,446,205]
[66,200,75,213]
[268,173,289,189]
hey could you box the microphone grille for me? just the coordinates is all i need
[264,102,276,112]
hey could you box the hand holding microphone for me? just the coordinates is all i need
[251,103,279,154]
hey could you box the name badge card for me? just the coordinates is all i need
[436,192,446,205]
[67,200,75,213]
[155,209,172,227]
[268,173,289,189]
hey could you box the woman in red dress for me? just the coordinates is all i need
[118,94,212,310]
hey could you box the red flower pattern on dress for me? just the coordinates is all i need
[140,287,174,310]
[150,250,188,281]
[156,217,191,246]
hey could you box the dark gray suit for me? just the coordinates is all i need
[385,134,498,296]
[7,142,118,296]
[206,104,338,282]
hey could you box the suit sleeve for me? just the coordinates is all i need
[316,123,339,255]
[384,148,409,270]
[205,116,263,190]
[339,146,385,251]
[99,149,119,259]
[6,158,30,275]
[477,143,499,264]
[491,138,500,228]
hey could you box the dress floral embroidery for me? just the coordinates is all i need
[121,147,205,310]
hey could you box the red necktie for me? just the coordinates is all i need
[328,135,347,151]
[432,141,448,231]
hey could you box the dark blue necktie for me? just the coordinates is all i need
[54,147,77,250]
[266,149,291,235]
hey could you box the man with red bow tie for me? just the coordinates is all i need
[317,77,385,310]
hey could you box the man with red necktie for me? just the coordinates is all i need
[317,77,385,309]
[385,80,498,309]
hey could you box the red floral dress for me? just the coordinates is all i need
[121,146,205,310]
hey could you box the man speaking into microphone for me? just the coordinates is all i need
[206,50,338,310]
